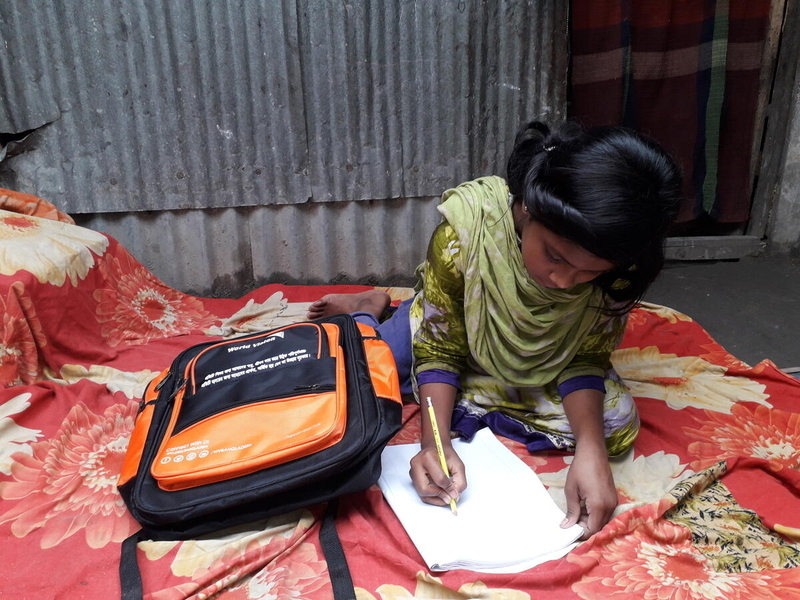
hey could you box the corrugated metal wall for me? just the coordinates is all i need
[77,197,444,295]
[1,0,567,295]
[1,1,309,210]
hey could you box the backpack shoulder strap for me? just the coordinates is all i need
[119,529,147,600]
[320,499,356,600]
[119,502,356,600]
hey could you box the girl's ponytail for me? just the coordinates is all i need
[506,121,585,200]
[506,121,550,199]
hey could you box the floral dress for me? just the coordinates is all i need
[408,182,639,456]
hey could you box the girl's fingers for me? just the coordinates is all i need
[409,466,450,505]
[581,497,615,538]
[585,508,602,538]
[445,457,467,496]
[409,449,462,505]
[560,486,582,528]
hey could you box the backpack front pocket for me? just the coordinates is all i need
[151,322,348,491]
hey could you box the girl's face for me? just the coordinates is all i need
[519,218,615,289]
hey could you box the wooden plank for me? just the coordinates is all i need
[664,235,766,260]
[749,0,800,238]
[748,0,788,194]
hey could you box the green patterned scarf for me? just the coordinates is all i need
[437,176,604,387]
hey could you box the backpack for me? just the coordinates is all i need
[117,314,403,599]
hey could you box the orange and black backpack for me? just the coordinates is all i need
[117,314,403,599]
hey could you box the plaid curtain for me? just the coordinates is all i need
[569,0,772,224]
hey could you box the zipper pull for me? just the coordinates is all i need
[137,399,158,413]
[294,384,321,391]
[294,383,335,392]
[138,374,170,413]
[169,378,187,402]
[154,376,170,391]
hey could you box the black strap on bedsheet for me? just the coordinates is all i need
[320,499,356,600]
[119,529,146,600]
[119,501,355,600]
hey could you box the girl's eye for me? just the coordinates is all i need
[546,251,563,263]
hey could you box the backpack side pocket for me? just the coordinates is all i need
[118,369,169,487]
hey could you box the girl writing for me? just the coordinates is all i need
[308,120,682,537]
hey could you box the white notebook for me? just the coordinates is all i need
[378,428,583,573]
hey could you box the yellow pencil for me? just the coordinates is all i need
[425,396,458,516]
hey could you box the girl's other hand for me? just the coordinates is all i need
[409,444,467,507]
[560,442,617,539]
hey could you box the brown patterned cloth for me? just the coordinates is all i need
[570,0,771,224]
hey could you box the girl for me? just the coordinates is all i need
[308,120,682,538]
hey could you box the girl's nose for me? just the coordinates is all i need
[550,269,575,289]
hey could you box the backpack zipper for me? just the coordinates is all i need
[173,383,337,433]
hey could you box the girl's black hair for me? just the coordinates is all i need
[506,120,683,314]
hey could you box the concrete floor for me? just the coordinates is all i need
[644,255,800,372]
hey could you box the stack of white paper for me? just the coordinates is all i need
[378,428,583,573]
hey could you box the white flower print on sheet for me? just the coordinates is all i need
[0,393,43,475]
[0,210,108,287]
[611,346,770,413]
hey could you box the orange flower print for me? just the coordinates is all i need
[143,510,323,599]
[499,436,548,470]
[625,307,649,330]
[0,401,140,549]
[388,404,423,445]
[698,344,750,370]
[637,302,694,324]
[94,249,216,346]
[224,542,328,599]
[0,189,74,224]
[570,520,782,599]
[150,538,328,600]
[625,303,693,333]
[0,282,47,386]
[361,570,531,599]
[684,404,800,472]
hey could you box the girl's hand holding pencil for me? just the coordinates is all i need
[410,442,465,510]
[409,389,467,511]
[426,396,459,515]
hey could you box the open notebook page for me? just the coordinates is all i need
[378,428,583,573]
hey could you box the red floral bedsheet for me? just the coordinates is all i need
[1,204,799,599]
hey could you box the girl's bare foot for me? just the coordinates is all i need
[306,290,392,320]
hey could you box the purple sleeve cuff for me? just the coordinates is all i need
[557,375,606,399]
[416,368,461,390]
